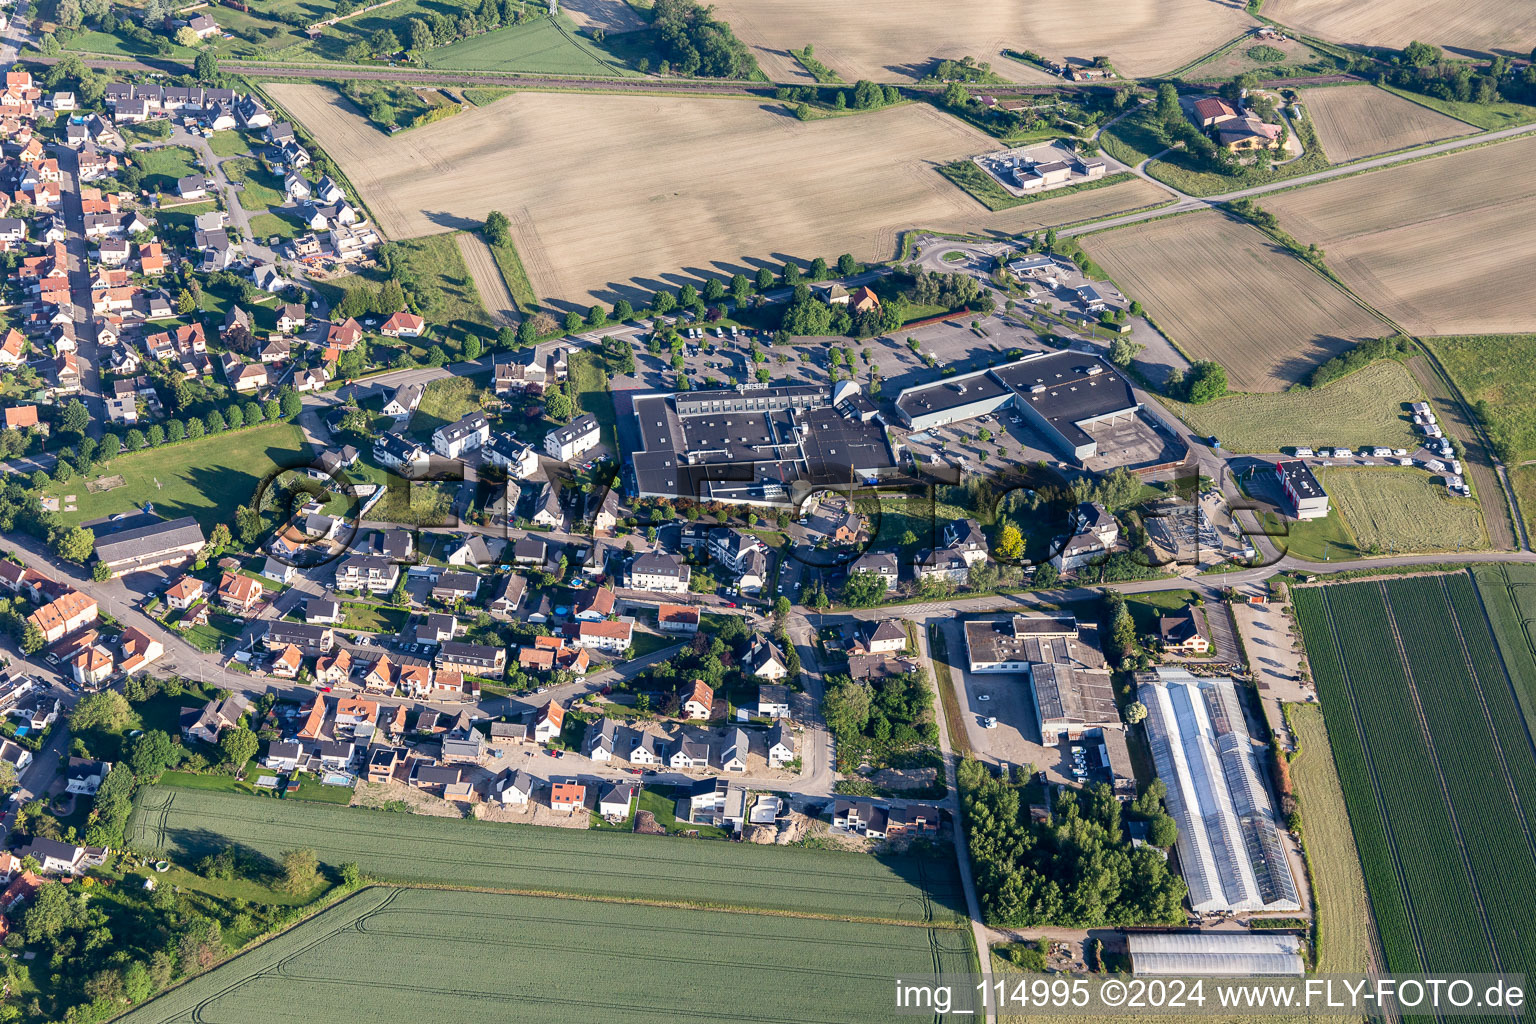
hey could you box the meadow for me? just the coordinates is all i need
[266,82,1171,307]
[1316,466,1486,554]
[113,886,976,1024]
[127,787,967,923]
[1298,85,1476,163]
[1421,334,1536,463]
[421,15,631,76]
[1083,211,1384,392]
[707,0,1252,84]
[44,422,308,532]
[1293,575,1536,987]
[1168,359,1421,453]
[1264,134,1536,337]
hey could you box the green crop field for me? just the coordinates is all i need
[44,422,308,532]
[128,787,965,923]
[421,16,632,76]
[1293,575,1536,987]
[1317,466,1486,555]
[1170,360,1421,454]
[1471,563,1536,739]
[114,886,974,1024]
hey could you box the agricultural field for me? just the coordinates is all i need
[1293,575,1536,987]
[709,0,1253,84]
[421,15,632,75]
[1317,466,1487,554]
[115,886,975,1024]
[43,422,308,532]
[127,787,967,923]
[1082,211,1385,392]
[559,0,647,33]
[1169,359,1420,454]
[456,233,519,323]
[1471,563,1536,732]
[1298,85,1476,162]
[1421,334,1536,463]
[266,82,1171,308]
[1264,134,1536,336]
[1261,0,1535,55]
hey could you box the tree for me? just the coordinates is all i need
[128,730,180,781]
[281,848,321,894]
[371,27,400,53]
[1033,561,1059,589]
[730,273,751,304]
[483,210,511,247]
[20,623,43,655]
[822,678,872,739]
[60,399,89,439]
[545,391,573,422]
[125,428,147,450]
[219,727,258,767]
[92,561,111,582]
[678,282,698,306]
[755,267,774,292]
[72,691,132,732]
[1184,360,1227,404]
[614,298,634,321]
[841,570,888,608]
[174,25,199,46]
[652,289,676,314]
[1402,39,1441,66]
[52,525,95,564]
[586,304,607,327]
[194,49,219,81]
[1108,335,1143,367]
[837,253,856,277]
[1148,812,1179,848]
[0,759,16,794]
[994,523,1024,561]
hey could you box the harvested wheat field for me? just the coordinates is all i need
[559,0,645,33]
[1301,85,1476,162]
[268,83,1168,306]
[1083,211,1384,392]
[711,0,1253,84]
[1263,0,1534,54]
[1265,134,1536,336]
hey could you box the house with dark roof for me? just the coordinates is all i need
[90,513,205,578]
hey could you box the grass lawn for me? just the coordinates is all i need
[185,612,249,653]
[222,157,286,212]
[208,131,251,158]
[340,601,410,634]
[1376,83,1536,130]
[569,350,618,451]
[156,200,218,249]
[130,146,203,193]
[1316,466,1486,555]
[63,28,197,60]
[1511,465,1536,542]
[1258,505,1358,563]
[463,87,517,106]
[489,238,536,312]
[627,632,680,659]
[158,760,262,795]
[635,786,728,838]
[386,233,495,354]
[46,421,308,532]
[289,774,356,803]
[1170,360,1422,454]
[409,373,492,441]
[1099,107,1167,167]
[1422,334,1536,462]
[421,15,632,76]
[1123,589,1197,635]
[248,210,305,244]
[1286,703,1372,977]
[938,160,1138,212]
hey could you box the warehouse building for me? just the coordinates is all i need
[1274,460,1329,520]
[1128,933,1305,977]
[88,511,206,578]
[895,351,1139,462]
[1138,667,1301,914]
[627,381,894,507]
[964,614,1118,744]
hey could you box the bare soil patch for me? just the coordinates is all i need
[711,0,1254,83]
[1264,134,1536,336]
[1300,85,1476,163]
[1083,210,1384,392]
[456,232,517,324]
[559,0,646,33]
[268,83,1169,307]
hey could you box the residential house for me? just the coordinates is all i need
[656,604,700,634]
[757,684,791,719]
[432,412,490,459]
[767,722,796,766]
[549,776,586,813]
[1160,608,1211,655]
[626,729,667,765]
[181,694,250,745]
[718,728,749,772]
[682,678,714,720]
[216,572,263,613]
[583,718,619,762]
[26,590,98,643]
[483,433,540,478]
[744,635,788,681]
[432,571,480,604]
[533,701,565,744]
[435,641,505,676]
[270,643,303,679]
[574,586,616,622]
[164,575,206,611]
[488,574,528,618]
[597,782,634,819]
[260,621,335,654]
[335,555,400,595]
[117,627,163,675]
[380,311,425,337]
[855,619,907,656]
[669,741,709,770]
[382,382,424,417]
[17,838,87,875]
[627,551,691,593]
[314,648,351,685]
[372,432,428,474]
[492,768,534,806]
[574,619,633,652]
[306,598,342,625]
[544,413,600,461]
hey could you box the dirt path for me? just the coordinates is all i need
[1406,354,1518,550]
[456,232,518,326]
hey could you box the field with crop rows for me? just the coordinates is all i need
[114,886,976,1024]
[1262,0,1535,55]
[1298,85,1476,163]
[128,787,964,923]
[1082,211,1384,392]
[1293,575,1536,987]
[1265,135,1536,337]
[1471,563,1536,736]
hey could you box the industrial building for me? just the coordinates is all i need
[964,614,1118,744]
[1274,460,1329,520]
[88,511,206,578]
[627,381,894,507]
[1127,933,1305,977]
[1138,667,1301,914]
[894,351,1139,463]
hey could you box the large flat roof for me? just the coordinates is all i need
[1138,667,1301,914]
[1128,933,1305,977]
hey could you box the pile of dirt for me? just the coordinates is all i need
[744,810,818,845]
[634,810,667,835]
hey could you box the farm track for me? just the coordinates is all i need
[1436,575,1536,868]
[1315,588,1434,980]
[1374,581,1505,978]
